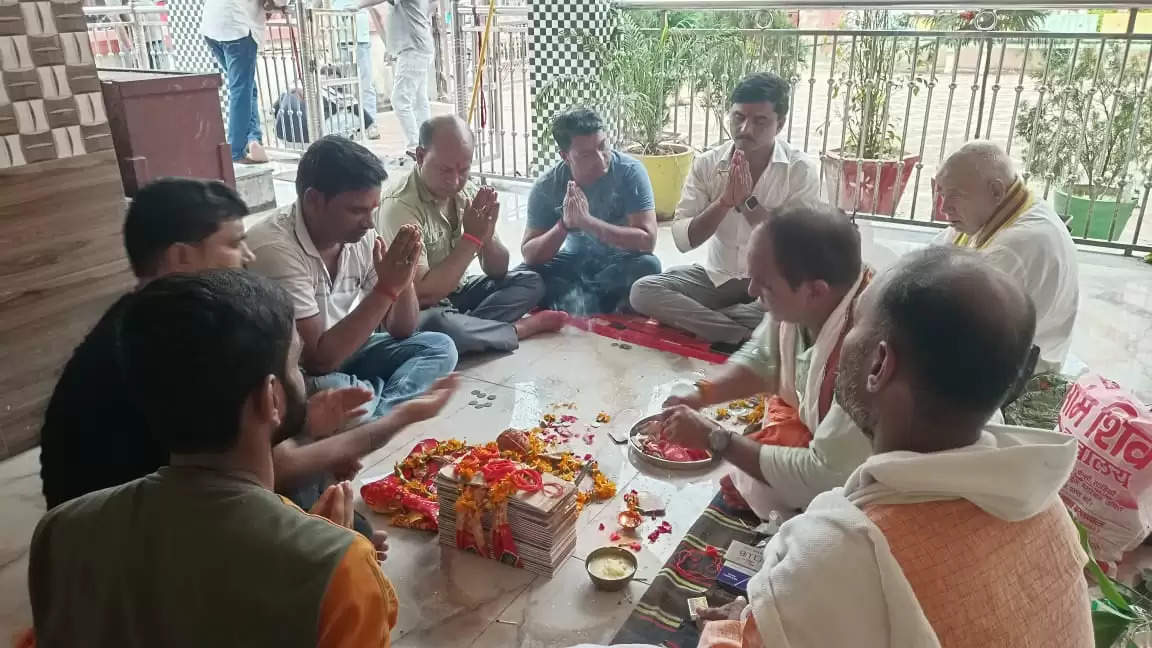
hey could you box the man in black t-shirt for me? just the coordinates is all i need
[40,179,256,508]
[42,179,441,555]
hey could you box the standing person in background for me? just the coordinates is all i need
[385,0,434,156]
[332,0,390,140]
[201,0,285,164]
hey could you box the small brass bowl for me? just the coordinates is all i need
[618,510,642,529]
[585,545,638,592]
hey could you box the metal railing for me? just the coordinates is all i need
[653,25,1152,253]
[452,1,533,179]
[85,3,172,70]
[451,4,1152,254]
[83,3,366,154]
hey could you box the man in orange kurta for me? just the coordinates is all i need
[684,247,1091,647]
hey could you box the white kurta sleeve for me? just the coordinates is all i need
[747,491,941,648]
[755,405,874,510]
[670,156,717,253]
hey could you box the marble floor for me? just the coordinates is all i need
[1,185,1151,645]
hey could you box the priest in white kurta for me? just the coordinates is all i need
[931,140,1079,373]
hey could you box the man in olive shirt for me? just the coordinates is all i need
[30,271,455,647]
[378,115,566,354]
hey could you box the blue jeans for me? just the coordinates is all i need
[205,34,262,161]
[306,331,457,421]
[337,41,377,131]
[517,251,662,316]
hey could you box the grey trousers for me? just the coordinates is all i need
[417,270,545,354]
[629,264,764,344]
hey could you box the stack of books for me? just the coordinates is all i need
[435,463,579,577]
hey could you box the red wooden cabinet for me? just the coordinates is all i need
[100,70,234,196]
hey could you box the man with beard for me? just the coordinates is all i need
[40,177,442,549]
[660,205,873,522]
[631,72,820,351]
[659,248,1091,647]
[28,271,454,647]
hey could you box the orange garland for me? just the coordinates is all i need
[390,428,617,518]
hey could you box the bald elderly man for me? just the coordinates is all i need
[932,140,1079,373]
[578,248,1091,648]
[377,116,567,354]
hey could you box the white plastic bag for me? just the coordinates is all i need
[1059,374,1152,570]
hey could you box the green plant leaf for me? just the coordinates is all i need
[1093,599,1138,648]
[1075,518,1134,614]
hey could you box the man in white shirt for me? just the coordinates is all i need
[931,140,1080,373]
[630,72,820,351]
[247,136,458,421]
[661,206,873,521]
[201,0,285,163]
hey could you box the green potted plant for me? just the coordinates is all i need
[693,11,806,141]
[918,10,1047,140]
[1015,41,1152,242]
[535,12,696,220]
[822,10,925,216]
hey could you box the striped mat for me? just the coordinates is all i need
[610,493,763,647]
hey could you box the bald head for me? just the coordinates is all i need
[418,115,474,150]
[836,247,1036,451]
[882,247,1034,412]
[935,141,1019,234]
[941,140,1016,187]
[416,115,475,199]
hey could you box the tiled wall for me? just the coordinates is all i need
[0,0,114,168]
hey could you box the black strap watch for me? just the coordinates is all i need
[733,196,759,214]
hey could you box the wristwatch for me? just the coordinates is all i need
[708,426,733,455]
[734,196,760,214]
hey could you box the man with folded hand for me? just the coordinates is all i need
[29,271,458,647]
[519,108,661,316]
[378,115,566,354]
[248,135,458,418]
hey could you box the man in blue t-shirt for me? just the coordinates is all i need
[518,109,661,315]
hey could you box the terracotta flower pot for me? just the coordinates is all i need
[822,150,920,216]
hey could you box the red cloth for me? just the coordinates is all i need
[566,315,729,364]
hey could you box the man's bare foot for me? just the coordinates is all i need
[245,140,269,163]
[373,530,389,562]
[514,310,567,340]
